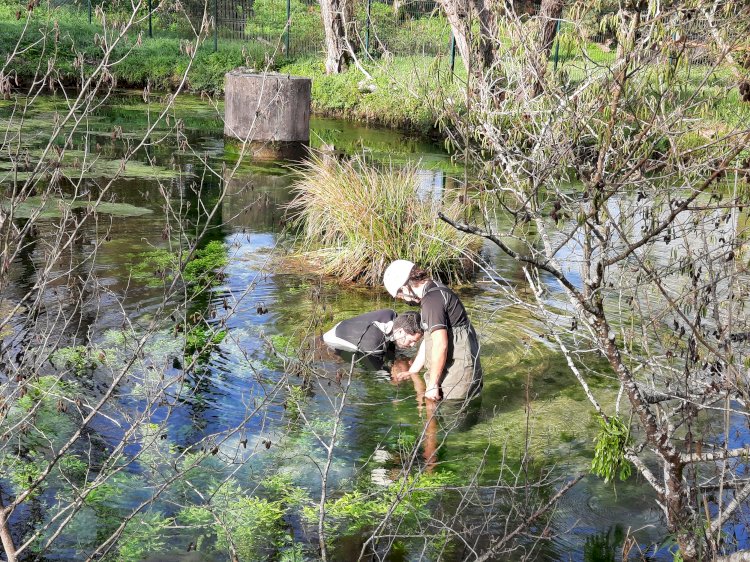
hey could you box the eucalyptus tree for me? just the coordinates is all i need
[434,0,750,558]
[318,0,357,73]
[435,0,564,75]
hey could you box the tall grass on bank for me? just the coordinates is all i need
[286,153,480,286]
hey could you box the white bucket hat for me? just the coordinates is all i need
[383,259,415,297]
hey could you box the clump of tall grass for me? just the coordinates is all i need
[286,152,480,286]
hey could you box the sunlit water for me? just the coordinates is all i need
[0,92,692,561]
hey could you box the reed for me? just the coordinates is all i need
[286,152,480,286]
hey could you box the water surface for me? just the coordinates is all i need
[0,91,674,561]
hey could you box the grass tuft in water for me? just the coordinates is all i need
[286,152,480,286]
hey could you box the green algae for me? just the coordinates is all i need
[1,196,153,219]
[0,151,184,181]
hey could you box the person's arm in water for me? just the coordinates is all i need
[425,329,448,401]
[392,341,426,382]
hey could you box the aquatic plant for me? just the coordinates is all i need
[217,496,285,560]
[303,471,457,535]
[184,324,227,357]
[131,240,229,291]
[178,482,287,561]
[0,197,154,219]
[286,153,480,286]
[50,345,100,375]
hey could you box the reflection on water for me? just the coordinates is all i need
[0,92,679,560]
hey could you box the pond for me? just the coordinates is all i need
[0,92,675,561]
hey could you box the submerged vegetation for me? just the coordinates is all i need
[286,152,481,285]
[131,239,229,291]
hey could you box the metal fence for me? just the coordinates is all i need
[208,0,454,57]
[44,0,731,80]
[68,0,455,58]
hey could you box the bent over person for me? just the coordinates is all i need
[384,260,482,401]
[323,309,423,354]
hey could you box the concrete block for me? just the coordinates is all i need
[224,70,311,144]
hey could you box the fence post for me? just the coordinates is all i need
[213,0,218,52]
[148,0,152,38]
[449,33,456,79]
[365,0,371,54]
[285,0,291,56]
[552,20,560,72]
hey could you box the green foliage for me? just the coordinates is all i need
[177,480,294,560]
[304,471,457,535]
[178,505,215,527]
[281,56,458,134]
[50,345,95,374]
[591,416,633,483]
[177,506,214,552]
[131,240,228,291]
[58,454,88,483]
[216,495,285,560]
[115,512,172,562]
[283,384,309,420]
[261,473,308,507]
[84,482,120,508]
[184,324,227,357]
[183,240,229,283]
[287,152,480,286]
[277,542,307,562]
[5,454,46,494]
[0,2,273,93]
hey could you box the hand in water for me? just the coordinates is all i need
[425,385,441,401]
[392,370,414,382]
[390,358,413,383]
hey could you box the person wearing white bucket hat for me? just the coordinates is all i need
[383,260,482,402]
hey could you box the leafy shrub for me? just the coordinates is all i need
[591,416,633,483]
[115,512,172,562]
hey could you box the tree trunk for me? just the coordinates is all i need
[0,491,17,562]
[665,465,700,561]
[717,551,750,562]
[530,0,564,96]
[469,0,498,69]
[319,0,353,74]
[436,0,472,72]
[537,0,563,58]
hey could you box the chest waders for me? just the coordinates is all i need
[423,286,483,400]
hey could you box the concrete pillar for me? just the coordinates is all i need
[224,70,311,159]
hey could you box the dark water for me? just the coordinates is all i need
[0,92,677,561]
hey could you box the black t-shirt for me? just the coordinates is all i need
[420,281,469,334]
[334,309,396,354]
